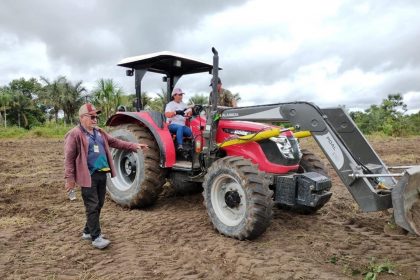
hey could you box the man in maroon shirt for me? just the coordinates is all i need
[64,103,148,249]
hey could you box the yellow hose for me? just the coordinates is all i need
[218,128,280,148]
[293,131,311,138]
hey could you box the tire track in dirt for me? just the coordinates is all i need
[1,138,419,279]
[101,196,346,280]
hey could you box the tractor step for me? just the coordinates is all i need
[173,160,192,170]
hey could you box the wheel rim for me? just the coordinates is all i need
[111,149,138,191]
[211,174,247,227]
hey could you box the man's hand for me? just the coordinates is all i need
[65,181,75,192]
[136,143,149,150]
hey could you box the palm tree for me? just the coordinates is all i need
[141,92,152,110]
[0,89,12,127]
[92,79,124,119]
[10,90,33,128]
[188,93,208,105]
[62,80,86,124]
[147,89,166,112]
[40,76,67,122]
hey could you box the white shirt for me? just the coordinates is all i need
[165,101,191,126]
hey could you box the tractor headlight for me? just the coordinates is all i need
[270,136,302,160]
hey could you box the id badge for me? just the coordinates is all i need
[93,144,99,153]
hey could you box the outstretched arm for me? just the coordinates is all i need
[102,129,148,152]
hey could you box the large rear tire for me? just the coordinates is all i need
[106,124,165,208]
[203,156,273,240]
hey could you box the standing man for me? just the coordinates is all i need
[64,103,148,249]
[209,77,237,107]
[165,88,192,151]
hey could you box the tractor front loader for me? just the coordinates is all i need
[216,101,420,236]
[105,48,420,240]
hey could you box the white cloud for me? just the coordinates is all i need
[0,33,50,84]
[403,91,420,111]
[0,0,420,114]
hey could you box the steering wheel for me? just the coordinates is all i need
[191,104,204,116]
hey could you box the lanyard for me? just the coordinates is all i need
[79,125,97,143]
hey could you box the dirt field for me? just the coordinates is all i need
[0,137,419,279]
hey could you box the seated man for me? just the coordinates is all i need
[165,88,192,151]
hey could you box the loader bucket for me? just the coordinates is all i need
[392,166,420,235]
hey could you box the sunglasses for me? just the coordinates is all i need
[84,114,99,121]
[174,93,184,96]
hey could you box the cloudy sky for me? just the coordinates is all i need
[1,0,419,113]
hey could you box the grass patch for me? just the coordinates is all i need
[0,123,72,139]
[0,126,27,138]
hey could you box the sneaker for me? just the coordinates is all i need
[82,232,91,240]
[92,235,111,249]
[177,145,184,151]
[82,233,104,241]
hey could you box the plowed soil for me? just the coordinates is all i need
[0,137,419,279]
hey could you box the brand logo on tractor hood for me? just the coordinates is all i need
[222,112,239,117]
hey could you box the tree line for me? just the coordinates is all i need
[0,76,141,128]
[0,77,418,135]
[350,94,420,136]
[0,77,239,128]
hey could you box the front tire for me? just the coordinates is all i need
[106,124,165,208]
[298,149,328,176]
[203,156,273,240]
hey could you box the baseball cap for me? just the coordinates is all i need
[172,88,184,96]
[209,77,222,86]
[79,103,101,117]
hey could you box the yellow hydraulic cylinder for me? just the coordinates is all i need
[218,128,281,148]
[293,130,311,139]
[217,128,312,148]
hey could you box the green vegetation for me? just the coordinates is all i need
[351,94,420,136]
[329,254,397,279]
[0,76,418,136]
[363,258,395,280]
[0,123,72,139]
[188,93,208,105]
[91,79,124,120]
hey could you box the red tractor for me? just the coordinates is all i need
[106,48,420,240]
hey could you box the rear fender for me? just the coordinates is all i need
[106,111,176,167]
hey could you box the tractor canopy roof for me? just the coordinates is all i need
[117,51,217,76]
